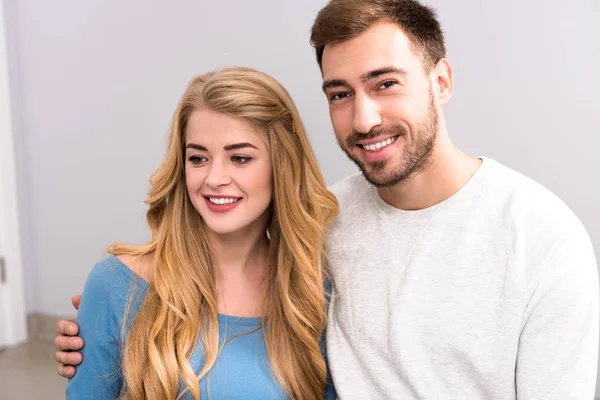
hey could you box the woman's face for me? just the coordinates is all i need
[184,107,273,237]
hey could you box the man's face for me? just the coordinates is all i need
[321,21,443,187]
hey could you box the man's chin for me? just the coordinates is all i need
[344,151,400,186]
[359,167,396,188]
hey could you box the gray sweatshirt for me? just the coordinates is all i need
[325,157,599,399]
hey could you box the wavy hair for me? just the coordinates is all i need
[109,66,339,399]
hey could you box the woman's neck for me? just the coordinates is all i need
[206,220,270,277]
[206,218,271,318]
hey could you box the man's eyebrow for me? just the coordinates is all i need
[322,79,349,93]
[360,67,408,82]
[322,67,408,93]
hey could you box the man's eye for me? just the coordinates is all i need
[378,81,397,90]
[330,92,350,102]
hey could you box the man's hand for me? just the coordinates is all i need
[54,295,83,378]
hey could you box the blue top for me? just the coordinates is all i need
[66,255,335,399]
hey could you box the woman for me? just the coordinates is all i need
[64,66,338,399]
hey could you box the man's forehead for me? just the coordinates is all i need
[321,22,416,81]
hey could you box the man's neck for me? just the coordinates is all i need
[377,135,482,211]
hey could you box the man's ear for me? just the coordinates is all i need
[433,58,453,106]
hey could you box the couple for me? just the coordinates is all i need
[54,0,599,399]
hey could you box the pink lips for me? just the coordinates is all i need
[204,195,242,213]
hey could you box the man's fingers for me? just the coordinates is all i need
[71,295,82,310]
[57,364,76,379]
[54,350,83,365]
[55,319,78,336]
[53,335,83,352]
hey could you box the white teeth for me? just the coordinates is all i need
[209,197,240,205]
[362,136,396,151]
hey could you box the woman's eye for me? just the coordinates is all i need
[231,155,252,164]
[188,155,206,165]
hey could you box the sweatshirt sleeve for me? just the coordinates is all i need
[516,228,599,399]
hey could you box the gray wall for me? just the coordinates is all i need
[6,0,349,316]
[6,0,599,394]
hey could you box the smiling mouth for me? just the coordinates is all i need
[358,135,399,151]
[205,197,242,205]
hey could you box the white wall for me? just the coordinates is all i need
[4,0,41,317]
[0,0,27,347]
[6,0,600,394]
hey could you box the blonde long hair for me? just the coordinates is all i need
[109,66,339,400]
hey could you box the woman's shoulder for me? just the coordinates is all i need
[76,255,151,335]
[114,253,154,283]
[83,254,151,302]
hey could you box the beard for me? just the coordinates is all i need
[337,90,439,188]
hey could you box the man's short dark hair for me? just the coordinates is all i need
[310,0,447,72]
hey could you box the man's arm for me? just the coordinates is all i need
[516,231,599,399]
[54,295,83,378]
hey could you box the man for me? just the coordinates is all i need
[54,0,599,398]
